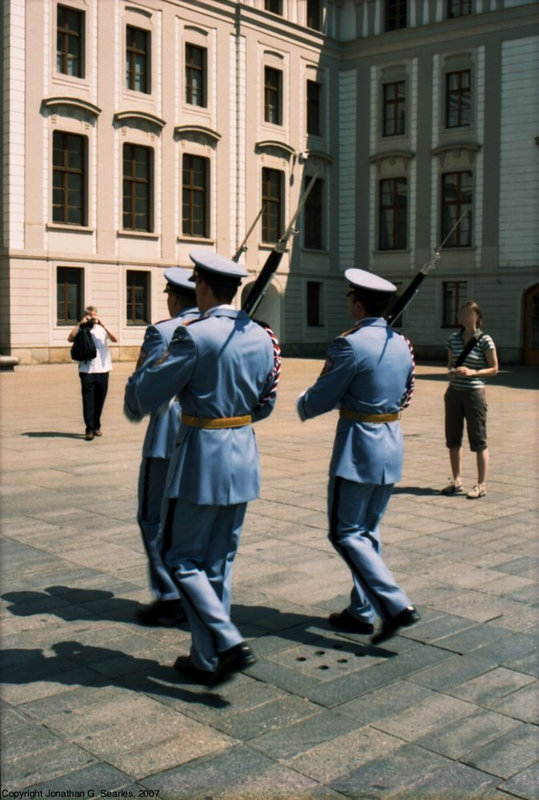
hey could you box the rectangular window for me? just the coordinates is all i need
[182,154,209,237]
[307,80,321,136]
[185,44,207,107]
[307,281,323,327]
[447,0,472,18]
[123,144,152,231]
[57,4,83,77]
[383,81,405,136]
[53,131,86,226]
[126,270,151,325]
[304,177,323,250]
[446,69,471,128]
[265,0,283,13]
[57,267,83,324]
[385,0,407,31]
[443,281,468,327]
[126,25,150,93]
[264,67,282,126]
[442,171,472,246]
[307,0,322,30]
[262,168,283,243]
[379,178,407,250]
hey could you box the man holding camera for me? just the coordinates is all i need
[68,307,117,441]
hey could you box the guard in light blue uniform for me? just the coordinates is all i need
[124,268,199,625]
[125,249,280,685]
[298,268,419,645]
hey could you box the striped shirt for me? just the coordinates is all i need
[447,330,496,391]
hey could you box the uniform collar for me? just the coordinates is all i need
[205,305,245,318]
[354,316,388,328]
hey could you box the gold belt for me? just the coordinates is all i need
[181,412,252,429]
[339,409,401,423]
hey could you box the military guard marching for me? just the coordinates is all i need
[298,268,420,645]
[125,249,280,686]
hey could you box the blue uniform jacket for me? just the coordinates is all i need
[299,318,414,485]
[124,307,199,459]
[125,307,277,505]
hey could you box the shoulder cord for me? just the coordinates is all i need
[253,319,282,408]
[399,333,416,410]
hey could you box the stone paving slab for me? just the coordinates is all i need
[1,360,538,799]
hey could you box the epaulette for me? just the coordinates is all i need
[182,316,205,327]
[154,317,170,326]
[340,326,357,337]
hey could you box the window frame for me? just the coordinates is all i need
[307,80,321,137]
[441,170,472,247]
[447,0,472,18]
[385,0,407,32]
[261,167,284,244]
[442,280,468,327]
[306,0,323,31]
[264,66,283,126]
[379,177,407,250]
[126,270,151,326]
[185,43,207,108]
[182,153,209,238]
[56,4,84,78]
[304,176,324,251]
[382,80,406,137]
[122,143,153,232]
[52,130,87,226]
[126,24,150,94]
[306,281,323,328]
[265,0,283,14]
[445,68,472,129]
[56,266,83,325]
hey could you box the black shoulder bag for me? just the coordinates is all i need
[70,323,97,362]
[454,330,484,368]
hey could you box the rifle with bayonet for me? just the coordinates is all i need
[386,212,467,327]
[242,173,319,317]
[232,207,264,262]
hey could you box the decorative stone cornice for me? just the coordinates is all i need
[432,142,481,157]
[369,149,415,164]
[174,125,221,143]
[42,96,102,118]
[255,140,296,158]
[114,110,166,129]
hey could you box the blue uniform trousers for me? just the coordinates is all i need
[328,477,411,623]
[137,457,180,601]
[164,498,246,672]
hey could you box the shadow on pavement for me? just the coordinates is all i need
[392,486,439,496]
[2,589,394,664]
[1,586,183,628]
[22,431,86,439]
[0,640,231,707]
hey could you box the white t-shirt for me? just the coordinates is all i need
[78,324,112,374]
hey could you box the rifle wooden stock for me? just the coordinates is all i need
[386,269,428,328]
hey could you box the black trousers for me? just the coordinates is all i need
[79,372,109,433]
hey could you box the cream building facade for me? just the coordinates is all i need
[1,0,538,364]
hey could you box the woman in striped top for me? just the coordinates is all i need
[441,301,498,499]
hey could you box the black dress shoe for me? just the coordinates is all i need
[135,599,186,626]
[211,642,256,687]
[173,655,214,686]
[372,606,420,645]
[328,609,374,635]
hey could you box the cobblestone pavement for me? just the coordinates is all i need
[1,359,537,799]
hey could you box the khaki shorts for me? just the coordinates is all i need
[444,386,488,453]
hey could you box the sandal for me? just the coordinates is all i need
[440,478,463,495]
[467,483,486,499]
